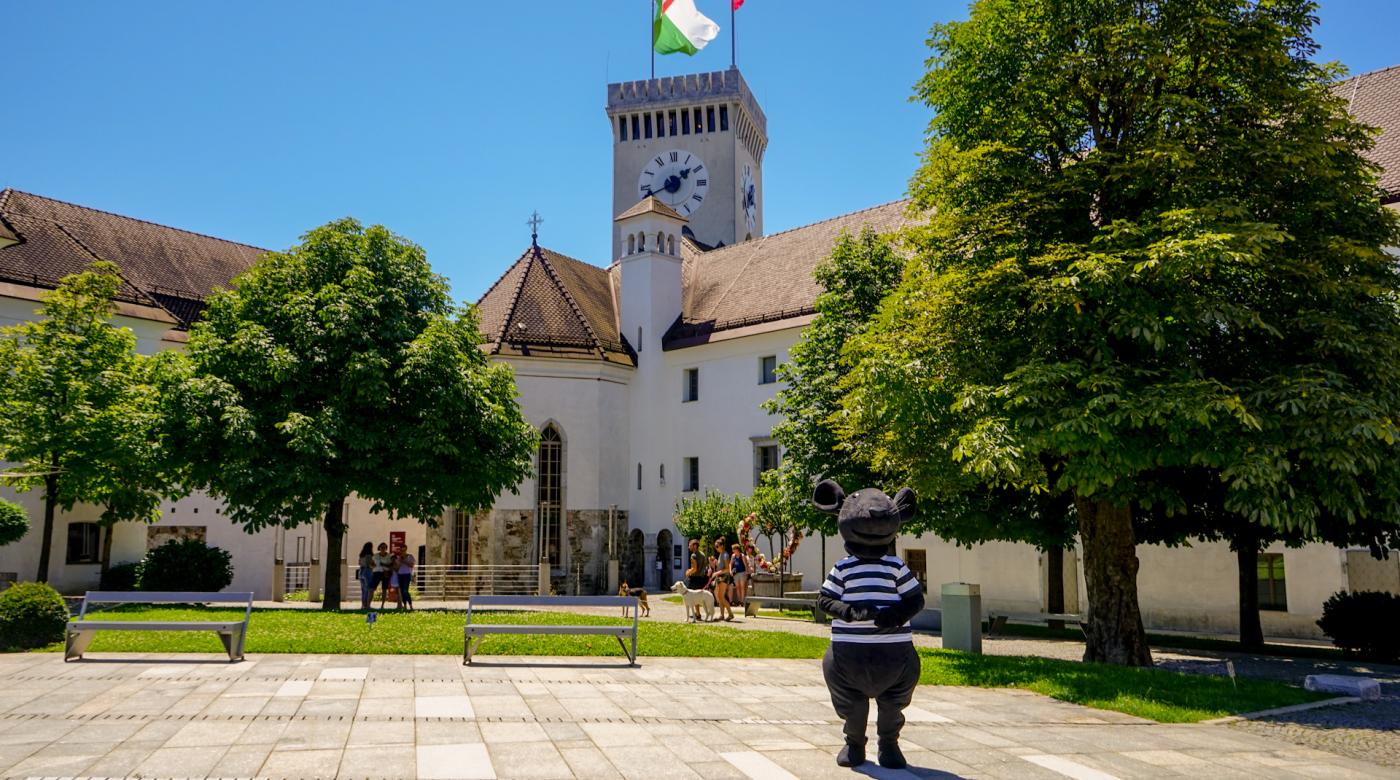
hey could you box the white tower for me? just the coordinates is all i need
[606,68,767,258]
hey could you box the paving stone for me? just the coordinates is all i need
[129,743,229,777]
[418,742,495,779]
[259,746,345,779]
[490,741,574,779]
[339,743,416,777]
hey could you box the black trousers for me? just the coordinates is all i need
[822,641,920,747]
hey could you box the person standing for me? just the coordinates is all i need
[710,539,734,621]
[394,544,415,611]
[371,542,394,607]
[685,539,708,590]
[356,542,375,610]
[730,542,749,608]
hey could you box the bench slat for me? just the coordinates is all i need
[80,591,254,604]
[468,595,634,608]
[68,621,244,631]
[464,625,631,635]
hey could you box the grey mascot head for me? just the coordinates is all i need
[812,479,916,559]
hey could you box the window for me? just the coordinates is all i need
[694,107,704,133]
[66,522,100,565]
[659,463,666,486]
[682,110,691,135]
[619,116,628,142]
[759,355,777,384]
[637,462,642,490]
[754,444,779,487]
[706,106,716,132]
[644,114,652,139]
[636,326,643,352]
[451,508,470,566]
[719,105,729,131]
[683,457,700,492]
[537,425,563,567]
[631,114,640,141]
[668,110,677,136]
[656,111,666,137]
[627,234,636,255]
[1258,553,1287,611]
[682,368,699,402]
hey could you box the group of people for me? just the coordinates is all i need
[355,541,416,611]
[684,537,768,621]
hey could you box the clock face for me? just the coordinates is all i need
[741,164,757,233]
[638,150,710,217]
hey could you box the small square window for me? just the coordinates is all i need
[683,457,700,492]
[759,355,777,385]
[682,368,699,403]
[1258,553,1288,611]
[66,522,100,565]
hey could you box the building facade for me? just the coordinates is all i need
[3,64,1400,634]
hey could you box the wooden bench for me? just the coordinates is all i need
[463,595,639,666]
[743,594,828,624]
[985,611,1086,637]
[65,591,254,662]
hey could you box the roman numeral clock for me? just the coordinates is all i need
[638,150,709,217]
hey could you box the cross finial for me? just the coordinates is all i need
[527,210,543,245]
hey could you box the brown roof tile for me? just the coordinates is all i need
[671,200,911,345]
[615,196,687,222]
[475,244,633,365]
[1336,64,1400,200]
[0,189,266,327]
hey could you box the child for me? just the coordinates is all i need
[812,480,923,769]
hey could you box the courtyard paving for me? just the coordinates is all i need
[0,651,1394,780]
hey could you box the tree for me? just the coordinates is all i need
[0,262,172,582]
[0,499,28,548]
[166,218,536,609]
[840,0,1400,665]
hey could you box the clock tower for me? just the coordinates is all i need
[606,68,766,258]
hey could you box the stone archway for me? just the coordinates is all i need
[624,529,645,588]
[655,529,674,589]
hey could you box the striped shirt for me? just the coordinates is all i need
[820,555,919,644]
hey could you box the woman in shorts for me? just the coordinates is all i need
[709,539,734,621]
[729,542,749,608]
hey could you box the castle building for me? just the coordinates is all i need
[3,64,1400,637]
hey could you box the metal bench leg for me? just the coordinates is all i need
[463,636,476,665]
[65,629,96,662]
[614,634,636,665]
[986,615,1008,636]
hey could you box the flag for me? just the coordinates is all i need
[733,0,745,9]
[654,0,720,56]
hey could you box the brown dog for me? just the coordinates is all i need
[619,582,650,618]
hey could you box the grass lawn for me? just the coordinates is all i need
[993,621,1345,660]
[23,606,1325,723]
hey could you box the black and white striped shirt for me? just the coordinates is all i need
[820,555,919,644]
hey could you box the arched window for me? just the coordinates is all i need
[627,234,636,255]
[656,231,664,251]
[537,425,563,568]
[637,463,643,490]
[667,235,675,255]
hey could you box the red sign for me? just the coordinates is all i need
[390,531,406,551]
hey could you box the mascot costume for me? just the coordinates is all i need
[813,479,924,769]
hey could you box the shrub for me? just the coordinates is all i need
[99,561,143,591]
[1316,590,1400,662]
[139,539,233,592]
[0,581,69,649]
[0,499,28,547]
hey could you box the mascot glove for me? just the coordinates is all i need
[848,605,876,623]
[873,608,902,628]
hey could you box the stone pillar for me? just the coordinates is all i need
[607,559,620,594]
[309,561,322,603]
[538,561,550,596]
[272,561,286,602]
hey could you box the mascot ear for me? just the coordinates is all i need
[892,487,917,523]
[812,479,846,514]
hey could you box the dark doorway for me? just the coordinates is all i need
[655,529,673,589]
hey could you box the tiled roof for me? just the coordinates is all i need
[667,200,912,347]
[1336,64,1400,201]
[0,189,266,327]
[616,197,686,222]
[475,244,634,365]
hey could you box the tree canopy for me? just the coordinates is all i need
[0,262,172,581]
[840,0,1400,665]
[166,218,537,607]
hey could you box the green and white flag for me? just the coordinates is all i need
[654,0,720,56]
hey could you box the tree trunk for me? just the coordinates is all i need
[321,497,346,611]
[36,474,58,583]
[1046,545,1065,630]
[100,522,115,576]
[1074,496,1153,666]
[1236,542,1264,650]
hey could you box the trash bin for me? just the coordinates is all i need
[941,582,981,654]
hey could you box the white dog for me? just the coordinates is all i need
[671,580,716,622]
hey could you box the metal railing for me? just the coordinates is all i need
[284,563,311,594]
[414,565,540,599]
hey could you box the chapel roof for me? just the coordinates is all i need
[615,196,686,222]
[474,243,635,365]
[1335,64,1400,202]
[0,188,266,328]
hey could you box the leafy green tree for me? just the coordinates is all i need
[673,488,747,549]
[841,0,1400,665]
[0,262,172,582]
[0,498,28,547]
[166,218,536,609]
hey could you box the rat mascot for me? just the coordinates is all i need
[813,479,923,769]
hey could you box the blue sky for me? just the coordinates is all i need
[7,1,1399,303]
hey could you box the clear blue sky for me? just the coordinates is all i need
[7,1,1399,303]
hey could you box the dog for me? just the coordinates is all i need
[671,580,716,622]
[619,582,650,618]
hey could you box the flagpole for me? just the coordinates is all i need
[650,0,655,79]
[731,1,736,69]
